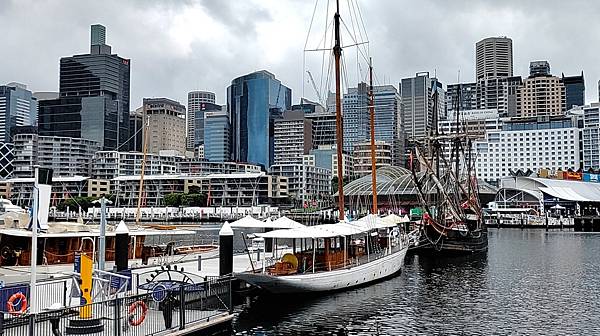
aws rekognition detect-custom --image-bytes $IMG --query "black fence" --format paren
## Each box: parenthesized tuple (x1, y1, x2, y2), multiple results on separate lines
(0, 276, 232, 336)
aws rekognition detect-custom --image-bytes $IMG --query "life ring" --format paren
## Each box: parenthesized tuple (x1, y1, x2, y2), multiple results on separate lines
(7, 292, 27, 315)
(128, 300, 148, 326)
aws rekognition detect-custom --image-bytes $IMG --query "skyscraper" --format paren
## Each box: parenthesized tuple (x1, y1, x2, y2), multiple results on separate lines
(204, 111, 231, 162)
(476, 37, 513, 81)
(186, 90, 216, 150)
(400, 73, 444, 142)
(227, 70, 291, 168)
(342, 82, 369, 152)
(0, 83, 37, 143)
(562, 72, 585, 110)
(529, 61, 551, 76)
(475, 37, 514, 117)
(446, 83, 477, 117)
(38, 24, 130, 150)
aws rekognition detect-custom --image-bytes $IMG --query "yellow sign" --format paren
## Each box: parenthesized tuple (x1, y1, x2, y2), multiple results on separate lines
(79, 253, 93, 318)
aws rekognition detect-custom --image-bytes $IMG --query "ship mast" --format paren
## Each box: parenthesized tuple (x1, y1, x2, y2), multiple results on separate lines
(334, 0, 345, 221)
(368, 58, 378, 214)
(135, 114, 150, 225)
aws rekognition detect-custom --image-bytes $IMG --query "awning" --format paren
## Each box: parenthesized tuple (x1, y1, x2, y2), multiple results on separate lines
(539, 186, 595, 202)
(382, 214, 410, 224)
(353, 214, 399, 229)
(257, 222, 370, 239)
(271, 216, 306, 229)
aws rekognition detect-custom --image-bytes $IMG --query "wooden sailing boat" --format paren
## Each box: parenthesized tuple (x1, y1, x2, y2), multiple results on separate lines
(410, 83, 488, 254)
(234, 0, 409, 294)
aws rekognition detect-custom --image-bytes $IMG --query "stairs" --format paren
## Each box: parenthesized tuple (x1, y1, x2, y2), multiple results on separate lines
(65, 318, 104, 335)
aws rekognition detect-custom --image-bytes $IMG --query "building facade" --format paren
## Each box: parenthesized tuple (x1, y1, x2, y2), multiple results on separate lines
(582, 103, 600, 170)
(142, 98, 186, 155)
(476, 37, 513, 81)
(562, 72, 585, 110)
(227, 70, 291, 169)
(353, 140, 393, 177)
(39, 25, 130, 150)
(305, 144, 353, 179)
(0, 143, 14, 180)
(186, 90, 216, 150)
(91, 151, 180, 180)
(305, 112, 336, 148)
(446, 83, 477, 116)
(474, 116, 580, 185)
(400, 73, 444, 143)
(270, 163, 330, 206)
(204, 111, 231, 162)
(0, 83, 37, 143)
(517, 73, 565, 118)
(273, 110, 312, 165)
(12, 133, 99, 178)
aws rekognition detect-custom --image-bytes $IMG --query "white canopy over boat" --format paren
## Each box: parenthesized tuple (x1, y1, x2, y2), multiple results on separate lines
(272, 216, 306, 229)
(382, 214, 410, 225)
(258, 221, 374, 239)
(354, 214, 399, 229)
(230, 215, 306, 229)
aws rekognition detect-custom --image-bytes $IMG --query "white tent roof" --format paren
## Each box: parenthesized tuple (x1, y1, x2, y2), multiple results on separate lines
(230, 215, 306, 229)
(382, 214, 409, 224)
(272, 216, 306, 229)
(354, 214, 398, 229)
(258, 222, 370, 239)
(229, 215, 267, 228)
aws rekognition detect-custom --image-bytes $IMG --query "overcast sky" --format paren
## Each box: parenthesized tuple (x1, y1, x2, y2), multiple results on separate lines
(1, 0, 599, 108)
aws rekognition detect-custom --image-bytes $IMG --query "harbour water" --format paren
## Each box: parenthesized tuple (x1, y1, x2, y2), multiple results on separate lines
(232, 229, 600, 335)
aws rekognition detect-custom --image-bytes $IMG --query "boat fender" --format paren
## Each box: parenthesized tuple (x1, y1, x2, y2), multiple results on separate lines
(128, 300, 148, 326)
(7, 292, 27, 315)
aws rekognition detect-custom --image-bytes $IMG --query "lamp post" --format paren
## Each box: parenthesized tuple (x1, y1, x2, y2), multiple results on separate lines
(93, 196, 113, 271)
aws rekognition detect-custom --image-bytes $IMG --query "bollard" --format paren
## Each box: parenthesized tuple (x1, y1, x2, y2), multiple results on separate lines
(115, 220, 129, 272)
(219, 222, 234, 276)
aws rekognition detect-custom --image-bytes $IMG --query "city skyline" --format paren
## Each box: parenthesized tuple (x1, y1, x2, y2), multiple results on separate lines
(1, 0, 599, 108)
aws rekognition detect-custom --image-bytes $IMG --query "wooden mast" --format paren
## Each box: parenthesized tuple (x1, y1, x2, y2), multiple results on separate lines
(135, 114, 150, 225)
(368, 58, 378, 214)
(333, 0, 345, 221)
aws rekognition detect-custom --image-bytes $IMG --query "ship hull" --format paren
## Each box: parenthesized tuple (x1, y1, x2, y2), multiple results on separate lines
(412, 226, 488, 255)
(235, 246, 407, 294)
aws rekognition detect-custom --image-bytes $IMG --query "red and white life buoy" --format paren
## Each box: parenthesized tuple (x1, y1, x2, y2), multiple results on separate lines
(128, 300, 148, 326)
(7, 292, 28, 315)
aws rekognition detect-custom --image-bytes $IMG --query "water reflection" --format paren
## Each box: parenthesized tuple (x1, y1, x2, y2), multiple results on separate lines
(233, 229, 600, 335)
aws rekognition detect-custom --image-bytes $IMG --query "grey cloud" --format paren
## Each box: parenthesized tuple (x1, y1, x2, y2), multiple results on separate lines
(1, 0, 599, 110)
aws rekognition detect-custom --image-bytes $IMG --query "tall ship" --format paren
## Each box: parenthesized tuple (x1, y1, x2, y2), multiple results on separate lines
(409, 85, 488, 254)
(235, 0, 410, 294)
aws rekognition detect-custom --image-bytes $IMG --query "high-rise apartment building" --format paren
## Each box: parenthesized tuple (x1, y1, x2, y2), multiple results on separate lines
(204, 111, 231, 162)
(476, 37, 513, 81)
(38, 24, 130, 150)
(0, 83, 37, 143)
(12, 132, 99, 178)
(304, 145, 353, 179)
(186, 90, 216, 150)
(227, 70, 291, 169)
(305, 112, 337, 148)
(562, 72, 585, 110)
(273, 111, 313, 165)
(517, 62, 566, 118)
(142, 98, 186, 155)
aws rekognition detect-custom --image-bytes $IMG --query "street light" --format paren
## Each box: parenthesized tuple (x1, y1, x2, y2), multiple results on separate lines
(92, 196, 113, 271)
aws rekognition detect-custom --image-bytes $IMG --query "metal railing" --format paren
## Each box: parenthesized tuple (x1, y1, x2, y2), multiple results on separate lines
(0, 276, 232, 336)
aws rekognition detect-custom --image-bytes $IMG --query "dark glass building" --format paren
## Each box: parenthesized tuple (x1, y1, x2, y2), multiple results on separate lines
(227, 70, 291, 169)
(562, 72, 585, 110)
(38, 24, 130, 150)
(191, 102, 222, 149)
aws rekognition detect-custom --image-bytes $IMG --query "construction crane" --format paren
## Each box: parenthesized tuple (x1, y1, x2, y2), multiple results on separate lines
(306, 70, 323, 106)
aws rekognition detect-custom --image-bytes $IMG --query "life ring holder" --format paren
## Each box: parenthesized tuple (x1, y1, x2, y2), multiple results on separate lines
(128, 300, 148, 326)
(7, 292, 28, 315)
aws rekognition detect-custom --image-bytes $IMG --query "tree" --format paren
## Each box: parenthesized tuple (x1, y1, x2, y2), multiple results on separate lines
(164, 193, 183, 207)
